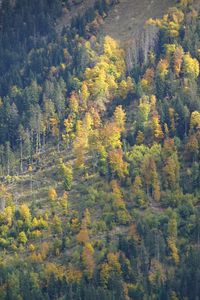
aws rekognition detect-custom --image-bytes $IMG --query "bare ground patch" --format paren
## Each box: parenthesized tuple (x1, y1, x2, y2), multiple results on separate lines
(101, 0, 176, 43)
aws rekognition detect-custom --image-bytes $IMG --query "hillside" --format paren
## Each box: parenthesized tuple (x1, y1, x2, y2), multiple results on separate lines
(0, 0, 200, 300)
(102, 0, 176, 42)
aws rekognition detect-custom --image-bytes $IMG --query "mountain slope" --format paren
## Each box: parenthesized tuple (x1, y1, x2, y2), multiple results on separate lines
(0, 1, 200, 300)
(102, 0, 176, 42)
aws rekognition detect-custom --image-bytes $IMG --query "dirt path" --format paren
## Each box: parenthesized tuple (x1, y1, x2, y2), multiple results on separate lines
(101, 0, 176, 43)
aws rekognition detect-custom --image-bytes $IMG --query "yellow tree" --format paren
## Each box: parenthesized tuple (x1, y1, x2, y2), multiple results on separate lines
(173, 46, 184, 76)
(109, 149, 128, 178)
(82, 242, 95, 279)
(111, 180, 126, 210)
(48, 187, 57, 201)
(147, 7, 184, 38)
(63, 116, 74, 145)
(118, 80, 128, 98)
(50, 117, 59, 138)
(84, 208, 91, 227)
(69, 92, 79, 115)
(19, 204, 31, 225)
(183, 52, 199, 78)
(83, 35, 126, 109)
(90, 107, 101, 129)
(151, 113, 164, 141)
(73, 120, 89, 169)
(76, 222, 89, 244)
(113, 105, 126, 132)
(100, 252, 122, 287)
(18, 231, 28, 244)
(101, 122, 122, 149)
(76, 209, 91, 244)
(136, 131, 145, 145)
(126, 76, 135, 92)
(103, 36, 126, 76)
(73, 113, 94, 169)
(60, 191, 68, 210)
(190, 111, 200, 132)
(180, 0, 193, 8)
(138, 96, 151, 129)
(141, 68, 155, 94)
(76, 210, 95, 279)
(157, 59, 169, 79)
(81, 81, 90, 109)
(132, 175, 146, 206)
(65, 267, 82, 284)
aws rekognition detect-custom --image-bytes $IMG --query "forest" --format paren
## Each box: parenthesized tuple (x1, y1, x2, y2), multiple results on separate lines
(0, 0, 200, 299)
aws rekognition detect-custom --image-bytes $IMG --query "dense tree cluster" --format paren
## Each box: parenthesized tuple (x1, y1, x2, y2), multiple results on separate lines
(0, 0, 116, 174)
(0, 0, 200, 299)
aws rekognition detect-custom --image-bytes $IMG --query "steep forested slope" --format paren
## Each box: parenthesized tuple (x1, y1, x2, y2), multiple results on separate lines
(0, 0, 200, 299)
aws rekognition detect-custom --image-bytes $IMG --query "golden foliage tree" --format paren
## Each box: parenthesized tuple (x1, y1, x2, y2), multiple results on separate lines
(109, 149, 128, 178)
(113, 105, 126, 132)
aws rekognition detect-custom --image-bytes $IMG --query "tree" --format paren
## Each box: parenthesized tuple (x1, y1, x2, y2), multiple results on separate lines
(143, 157, 161, 201)
(168, 107, 176, 134)
(48, 188, 57, 202)
(100, 252, 122, 287)
(111, 180, 126, 210)
(59, 162, 73, 191)
(113, 106, 126, 132)
(63, 116, 74, 146)
(190, 111, 200, 132)
(185, 135, 199, 162)
(138, 96, 151, 130)
(101, 122, 122, 149)
(43, 98, 57, 137)
(167, 214, 179, 264)
(111, 180, 130, 224)
(18, 231, 28, 245)
(19, 204, 31, 225)
(76, 222, 89, 244)
(77, 208, 91, 244)
(18, 124, 26, 173)
(118, 80, 128, 98)
(53, 79, 66, 120)
(83, 35, 126, 109)
(151, 113, 164, 141)
(136, 131, 145, 145)
(50, 117, 59, 140)
(148, 259, 166, 290)
(141, 68, 155, 94)
(84, 208, 91, 227)
(132, 176, 146, 206)
(183, 53, 199, 78)
(173, 46, 184, 76)
(81, 81, 90, 109)
(69, 92, 79, 115)
(163, 155, 180, 190)
(157, 59, 169, 79)
(52, 216, 62, 235)
(60, 191, 68, 210)
(109, 149, 128, 178)
(5, 141, 15, 175)
(82, 242, 95, 279)
(65, 267, 82, 284)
